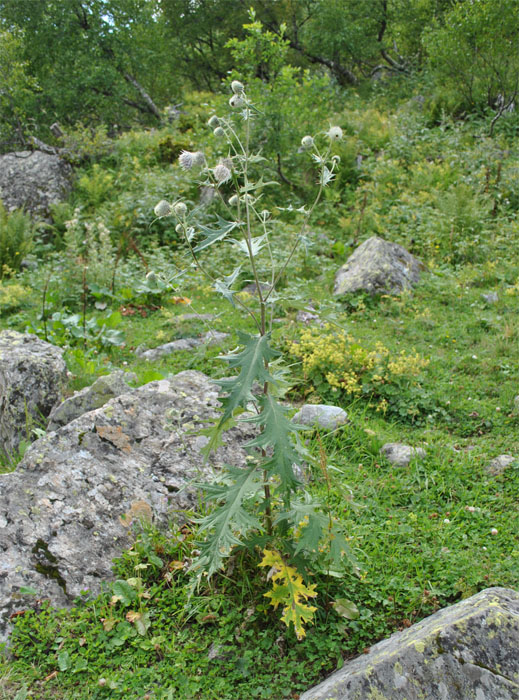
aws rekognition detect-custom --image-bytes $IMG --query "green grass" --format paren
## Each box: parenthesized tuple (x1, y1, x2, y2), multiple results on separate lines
(1, 84, 519, 698)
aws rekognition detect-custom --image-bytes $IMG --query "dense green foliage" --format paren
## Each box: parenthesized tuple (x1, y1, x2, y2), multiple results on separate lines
(1, 3, 519, 698)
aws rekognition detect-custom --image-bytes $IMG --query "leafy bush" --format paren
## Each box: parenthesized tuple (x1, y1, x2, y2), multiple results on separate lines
(287, 324, 437, 424)
(0, 202, 34, 277)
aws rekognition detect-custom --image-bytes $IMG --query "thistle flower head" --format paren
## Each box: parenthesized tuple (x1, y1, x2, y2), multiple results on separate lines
(213, 163, 232, 183)
(208, 115, 220, 128)
(213, 126, 225, 138)
(231, 80, 244, 94)
(175, 223, 184, 234)
(173, 202, 188, 218)
(229, 94, 244, 109)
(327, 126, 343, 141)
(228, 194, 239, 206)
(154, 200, 171, 217)
(301, 135, 314, 150)
(178, 150, 205, 170)
(146, 271, 157, 283)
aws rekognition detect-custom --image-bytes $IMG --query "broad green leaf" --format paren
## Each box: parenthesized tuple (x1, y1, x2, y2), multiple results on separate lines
(57, 651, 71, 672)
(193, 216, 239, 253)
(19, 586, 38, 595)
(215, 332, 279, 425)
(332, 598, 360, 620)
(112, 579, 137, 606)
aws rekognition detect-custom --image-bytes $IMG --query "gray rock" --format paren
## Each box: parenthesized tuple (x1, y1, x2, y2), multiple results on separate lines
(0, 371, 255, 642)
(0, 331, 67, 460)
(241, 282, 271, 296)
(292, 404, 348, 431)
(0, 151, 73, 217)
(136, 331, 228, 361)
(334, 236, 424, 296)
(48, 370, 137, 430)
(486, 454, 516, 476)
(481, 292, 498, 304)
(301, 587, 519, 700)
(380, 442, 426, 467)
(296, 310, 322, 325)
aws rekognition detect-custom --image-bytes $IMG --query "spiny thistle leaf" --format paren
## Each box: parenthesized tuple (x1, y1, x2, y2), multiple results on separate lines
(245, 393, 304, 489)
(215, 332, 279, 425)
(214, 265, 242, 305)
(193, 216, 240, 253)
(191, 464, 263, 578)
(275, 494, 329, 555)
(259, 549, 317, 640)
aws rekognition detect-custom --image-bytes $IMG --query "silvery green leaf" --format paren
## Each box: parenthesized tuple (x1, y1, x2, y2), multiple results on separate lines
(230, 234, 267, 257)
(320, 166, 335, 186)
(214, 265, 242, 305)
(193, 216, 239, 252)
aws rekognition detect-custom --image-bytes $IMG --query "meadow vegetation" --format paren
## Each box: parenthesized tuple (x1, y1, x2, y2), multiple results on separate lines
(1, 2, 519, 698)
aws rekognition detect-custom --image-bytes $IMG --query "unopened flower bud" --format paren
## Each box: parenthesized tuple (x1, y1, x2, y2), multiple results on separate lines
(208, 115, 220, 128)
(154, 200, 171, 217)
(260, 210, 270, 220)
(228, 194, 239, 206)
(229, 94, 244, 109)
(231, 80, 244, 94)
(175, 223, 184, 234)
(98, 678, 107, 687)
(213, 126, 225, 138)
(146, 271, 157, 282)
(213, 163, 232, 183)
(174, 202, 188, 218)
(192, 151, 205, 167)
(327, 126, 343, 141)
(301, 135, 314, 150)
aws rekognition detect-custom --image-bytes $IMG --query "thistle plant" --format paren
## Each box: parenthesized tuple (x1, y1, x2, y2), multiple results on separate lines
(155, 83, 354, 639)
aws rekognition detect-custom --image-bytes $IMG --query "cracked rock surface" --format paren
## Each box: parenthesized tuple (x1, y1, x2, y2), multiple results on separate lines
(0, 371, 254, 642)
(301, 587, 519, 700)
(0, 330, 67, 459)
(0, 150, 73, 216)
(334, 236, 424, 296)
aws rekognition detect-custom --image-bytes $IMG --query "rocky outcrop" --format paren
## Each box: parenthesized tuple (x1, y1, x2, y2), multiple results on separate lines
(0, 331, 67, 459)
(0, 371, 254, 642)
(334, 236, 424, 296)
(48, 370, 136, 430)
(301, 587, 519, 700)
(136, 330, 228, 361)
(0, 150, 73, 217)
(486, 454, 516, 476)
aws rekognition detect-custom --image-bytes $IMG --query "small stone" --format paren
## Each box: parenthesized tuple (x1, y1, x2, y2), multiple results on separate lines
(136, 331, 228, 361)
(380, 443, 426, 467)
(292, 404, 348, 431)
(481, 292, 498, 304)
(486, 454, 516, 476)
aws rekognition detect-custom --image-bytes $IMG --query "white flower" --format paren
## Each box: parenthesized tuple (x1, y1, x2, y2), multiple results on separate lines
(327, 126, 343, 141)
(231, 80, 244, 94)
(173, 202, 188, 218)
(490, 528, 498, 535)
(443, 518, 450, 524)
(229, 94, 244, 109)
(301, 135, 314, 150)
(154, 200, 171, 217)
(192, 151, 206, 167)
(213, 163, 232, 183)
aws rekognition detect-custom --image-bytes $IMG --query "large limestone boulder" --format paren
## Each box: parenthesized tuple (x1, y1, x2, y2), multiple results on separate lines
(334, 236, 424, 296)
(301, 587, 519, 699)
(0, 371, 254, 642)
(48, 370, 136, 430)
(0, 331, 67, 459)
(0, 150, 73, 216)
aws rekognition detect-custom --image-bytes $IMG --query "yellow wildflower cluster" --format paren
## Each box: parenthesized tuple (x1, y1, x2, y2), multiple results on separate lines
(289, 324, 428, 401)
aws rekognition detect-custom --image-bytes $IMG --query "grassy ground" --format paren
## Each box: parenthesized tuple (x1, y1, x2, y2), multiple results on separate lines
(1, 86, 519, 699)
